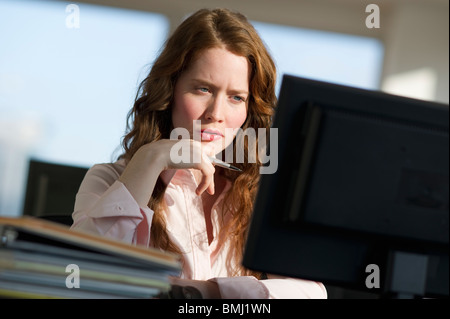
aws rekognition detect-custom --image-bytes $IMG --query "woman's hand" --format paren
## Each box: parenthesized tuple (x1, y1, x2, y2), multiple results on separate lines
(119, 139, 216, 207)
(163, 138, 216, 196)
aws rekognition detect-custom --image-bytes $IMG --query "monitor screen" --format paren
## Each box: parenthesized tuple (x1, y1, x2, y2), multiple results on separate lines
(242, 75, 449, 298)
(22, 159, 88, 225)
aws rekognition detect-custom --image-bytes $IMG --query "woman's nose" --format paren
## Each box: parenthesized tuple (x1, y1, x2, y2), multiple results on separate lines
(204, 97, 225, 122)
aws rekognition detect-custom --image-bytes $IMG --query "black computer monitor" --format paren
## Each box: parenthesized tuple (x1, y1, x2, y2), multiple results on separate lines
(22, 159, 88, 225)
(242, 75, 449, 298)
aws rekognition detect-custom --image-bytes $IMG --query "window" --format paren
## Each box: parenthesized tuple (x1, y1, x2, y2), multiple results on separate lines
(0, 0, 168, 216)
(252, 21, 384, 94)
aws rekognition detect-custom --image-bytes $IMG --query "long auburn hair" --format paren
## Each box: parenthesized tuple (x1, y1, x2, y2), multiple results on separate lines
(121, 8, 277, 278)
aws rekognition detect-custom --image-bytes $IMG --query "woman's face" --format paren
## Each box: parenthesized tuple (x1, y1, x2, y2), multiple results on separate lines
(172, 47, 249, 155)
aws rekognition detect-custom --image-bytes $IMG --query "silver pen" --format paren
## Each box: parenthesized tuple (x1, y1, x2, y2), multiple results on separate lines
(208, 156, 242, 172)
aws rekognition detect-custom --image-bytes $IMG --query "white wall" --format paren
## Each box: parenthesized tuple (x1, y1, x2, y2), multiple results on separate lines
(381, 1, 449, 103)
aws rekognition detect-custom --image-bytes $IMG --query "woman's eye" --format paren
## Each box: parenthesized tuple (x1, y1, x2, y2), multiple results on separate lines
(232, 95, 246, 103)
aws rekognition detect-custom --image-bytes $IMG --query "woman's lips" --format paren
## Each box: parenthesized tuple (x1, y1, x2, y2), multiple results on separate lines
(200, 129, 223, 141)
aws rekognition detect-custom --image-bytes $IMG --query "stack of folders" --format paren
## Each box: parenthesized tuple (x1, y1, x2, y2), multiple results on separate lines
(0, 216, 181, 299)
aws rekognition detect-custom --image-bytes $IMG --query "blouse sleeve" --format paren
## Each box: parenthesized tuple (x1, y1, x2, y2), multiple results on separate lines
(70, 163, 154, 247)
(260, 277, 327, 299)
(210, 276, 327, 299)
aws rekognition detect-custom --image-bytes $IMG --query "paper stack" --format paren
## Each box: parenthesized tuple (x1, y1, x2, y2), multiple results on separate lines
(0, 216, 181, 299)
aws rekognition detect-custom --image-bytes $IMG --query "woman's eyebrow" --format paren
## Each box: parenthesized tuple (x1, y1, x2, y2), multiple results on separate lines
(191, 78, 249, 95)
(191, 78, 214, 87)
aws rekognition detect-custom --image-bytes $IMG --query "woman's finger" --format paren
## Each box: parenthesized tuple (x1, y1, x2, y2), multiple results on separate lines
(195, 160, 215, 195)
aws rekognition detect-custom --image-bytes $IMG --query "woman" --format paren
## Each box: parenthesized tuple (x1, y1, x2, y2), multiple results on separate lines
(71, 8, 327, 299)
